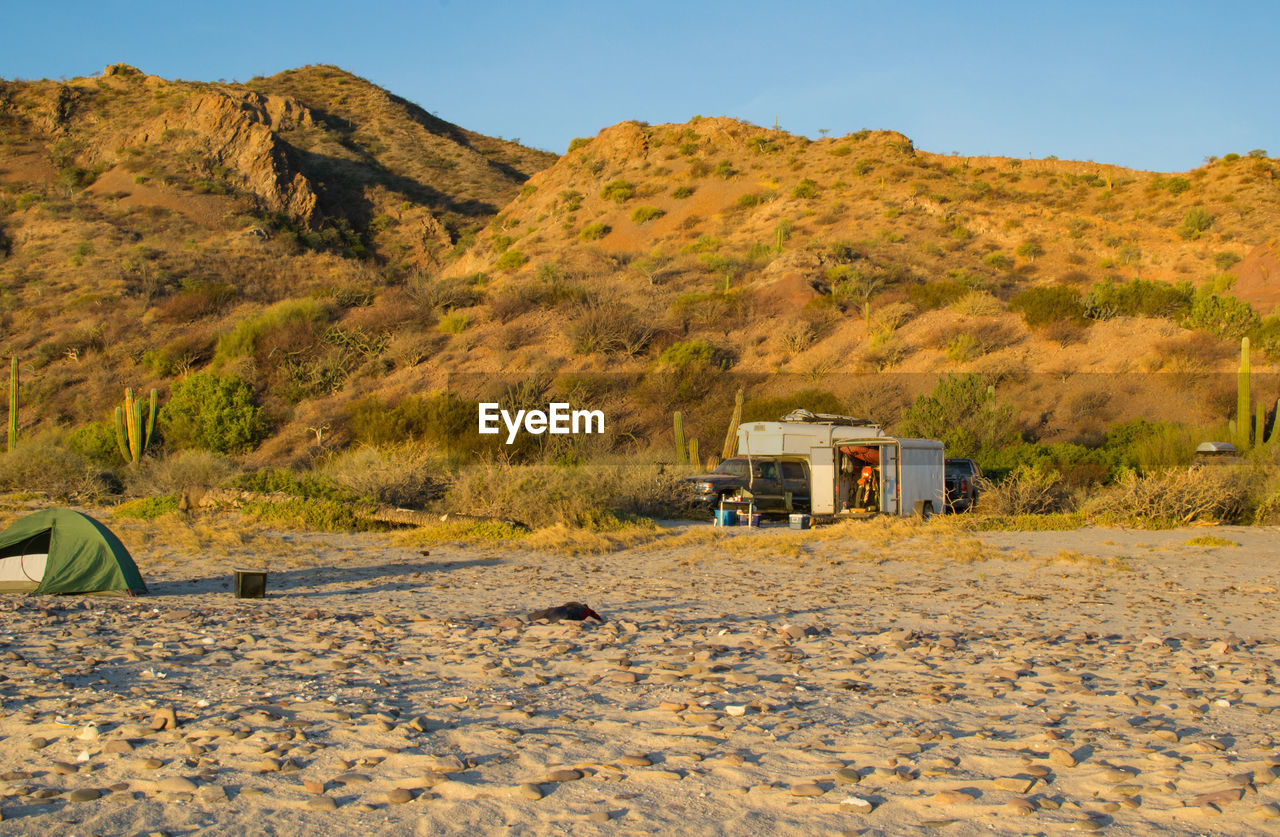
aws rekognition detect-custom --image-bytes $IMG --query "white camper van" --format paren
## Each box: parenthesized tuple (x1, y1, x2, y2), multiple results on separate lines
(736, 411, 945, 518)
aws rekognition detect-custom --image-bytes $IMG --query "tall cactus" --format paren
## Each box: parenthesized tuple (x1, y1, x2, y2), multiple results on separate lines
(1238, 336, 1251, 450)
(722, 387, 744, 460)
(7, 357, 16, 452)
(688, 438, 700, 467)
(115, 387, 158, 464)
(1256, 399, 1266, 450)
(673, 411, 686, 464)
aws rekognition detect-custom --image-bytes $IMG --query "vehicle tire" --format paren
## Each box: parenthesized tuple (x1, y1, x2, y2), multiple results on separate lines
(914, 500, 934, 521)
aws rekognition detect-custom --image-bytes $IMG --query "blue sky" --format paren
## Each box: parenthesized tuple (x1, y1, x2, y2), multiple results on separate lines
(4, 1, 1276, 172)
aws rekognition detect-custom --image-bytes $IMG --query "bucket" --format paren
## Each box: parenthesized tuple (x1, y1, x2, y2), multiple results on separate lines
(713, 509, 737, 527)
(234, 569, 268, 598)
(738, 512, 762, 527)
(789, 513, 811, 530)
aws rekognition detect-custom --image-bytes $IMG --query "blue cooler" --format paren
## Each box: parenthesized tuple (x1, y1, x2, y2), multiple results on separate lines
(739, 512, 762, 527)
(714, 509, 738, 527)
(789, 513, 811, 530)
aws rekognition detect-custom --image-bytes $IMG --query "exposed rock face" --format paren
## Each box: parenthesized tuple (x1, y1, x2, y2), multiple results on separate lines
(124, 90, 320, 227)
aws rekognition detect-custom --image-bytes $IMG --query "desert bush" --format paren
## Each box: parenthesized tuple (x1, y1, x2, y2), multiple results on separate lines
(630, 205, 665, 224)
(579, 222, 610, 241)
(1185, 286, 1257, 339)
(672, 185, 695, 199)
(567, 300, 655, 356)
(983, 252, 1014, 270)
(1177, 207, 1214, 240)
(977, 467, 1073, 515)
(442, 460, 699, 528)
(213, 298, 330, 367)
(495, 250, 528, 271)
(438, 312, 469, 333)
(714, 160, 738, 179)
(160, 372, 268, 454)
(601, 179, 636, 203)
(950, 290, 1005, 317)
(320, 445, 445, 508)
(122, 449, 238, 498)
(1083, 278, 1193, 320)
(791, 178, 819, 199)
(1084, 466, 1253, 524)
(897, 374, 1019, 466)
(0, 436, 113, 500)
(908, 280, 968, 311)
(346, 392, 477, 453)
(1009, 285, 1087, 328)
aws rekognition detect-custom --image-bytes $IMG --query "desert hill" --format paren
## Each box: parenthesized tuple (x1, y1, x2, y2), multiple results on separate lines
(0, 65, 1278, 467)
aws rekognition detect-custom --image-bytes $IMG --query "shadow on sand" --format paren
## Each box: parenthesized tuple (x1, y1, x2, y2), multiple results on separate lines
(146, 558, 501, 598)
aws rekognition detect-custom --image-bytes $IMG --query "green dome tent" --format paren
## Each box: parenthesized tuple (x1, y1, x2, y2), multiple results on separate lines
(0, 509, 147, 595)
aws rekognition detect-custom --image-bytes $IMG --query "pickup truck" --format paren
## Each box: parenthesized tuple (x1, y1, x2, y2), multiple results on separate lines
(686, 456, 811, 514)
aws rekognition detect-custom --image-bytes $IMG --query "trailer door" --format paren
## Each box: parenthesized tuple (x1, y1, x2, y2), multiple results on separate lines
(881, 444, 898, 515)
(809, 446, 836, 514)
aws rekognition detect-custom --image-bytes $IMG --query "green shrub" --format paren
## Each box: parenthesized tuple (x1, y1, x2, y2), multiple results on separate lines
(114, 494, 180, 519)
(67, 420, 121, 468)
(907, 280, 969, 311)
(714, 160, 738, 179)
(982, 252, 1013, 270)
(243, 497, 377, 532)
(160, 372, 268, 454)
(1213, 251, 1242, 271)
(567, 137, 591, 153)
(791, 178, 819, 199)
(213, 298, 329, 367)
(1008, 285, 1087, 328)
(672, 185, 695, 199)
(438, 312, 469, 333)
(346, 392, 480, 455)
(1015, 239, 1045, 262)
(1083, 278, 1193, 320)
(1177, 207, 1214, 240)
(495, 249, 529, 271)
(579, 222, 611, 241)
(630, 205, 666, 224)
(896, 374, 1019, 468)
(1185, 286, 1257, 338)
(601, 179, 636, 203)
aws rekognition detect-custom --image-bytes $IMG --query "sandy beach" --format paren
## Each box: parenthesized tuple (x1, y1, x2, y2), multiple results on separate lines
(0, 514, 1278, 835)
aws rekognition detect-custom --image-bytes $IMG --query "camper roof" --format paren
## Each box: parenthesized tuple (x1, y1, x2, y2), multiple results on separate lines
(779, 409, 879, 428)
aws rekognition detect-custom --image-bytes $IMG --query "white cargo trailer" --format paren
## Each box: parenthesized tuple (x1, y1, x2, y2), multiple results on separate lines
(736, 414, 944, 517)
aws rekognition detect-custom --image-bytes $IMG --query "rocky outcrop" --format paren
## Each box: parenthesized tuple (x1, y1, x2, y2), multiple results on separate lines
(124, 90, 320, 227)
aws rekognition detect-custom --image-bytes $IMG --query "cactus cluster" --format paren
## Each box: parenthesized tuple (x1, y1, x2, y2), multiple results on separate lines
(115, 388, 158, 465)
(7, 357, 16, 452)
(1235, 337, 1279, 450)
(673, 411, 686, 464)
(722, 387, 744, 460)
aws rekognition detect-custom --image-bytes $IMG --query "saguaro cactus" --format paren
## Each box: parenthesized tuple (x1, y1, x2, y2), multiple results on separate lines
(115, 387, 158, 464)
(688, 438, 700, 467)
(722, 387, 744, 460)
(1238, 336, 1251, 449)
(673, 411, 686, 464)
(7, 357, 16, 452)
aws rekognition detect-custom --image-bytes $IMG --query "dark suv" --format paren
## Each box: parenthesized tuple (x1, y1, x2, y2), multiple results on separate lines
(686, 457, 811, 514)
(944, 458, 982, 512)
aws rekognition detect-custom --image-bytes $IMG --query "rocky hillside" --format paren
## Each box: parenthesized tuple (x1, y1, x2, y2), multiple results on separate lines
(0, 66, 1277, 465)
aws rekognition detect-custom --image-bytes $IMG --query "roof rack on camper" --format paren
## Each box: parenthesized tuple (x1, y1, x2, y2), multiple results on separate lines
(779, 409, 879, 429)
